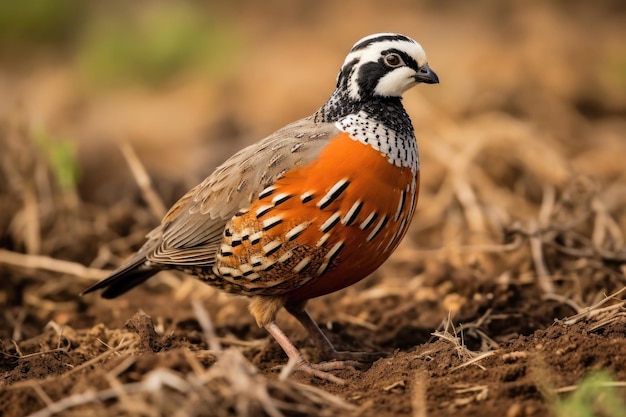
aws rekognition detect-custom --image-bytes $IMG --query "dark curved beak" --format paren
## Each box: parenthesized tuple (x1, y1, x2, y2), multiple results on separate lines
(415, 65, 439, 84)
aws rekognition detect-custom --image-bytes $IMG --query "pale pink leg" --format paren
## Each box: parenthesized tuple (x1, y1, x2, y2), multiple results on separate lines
(264, 321, 361, 384)
(285, 304, 389, 362)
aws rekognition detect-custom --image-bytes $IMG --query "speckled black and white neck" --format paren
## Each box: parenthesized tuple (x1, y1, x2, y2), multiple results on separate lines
(312, 87, 419, 172)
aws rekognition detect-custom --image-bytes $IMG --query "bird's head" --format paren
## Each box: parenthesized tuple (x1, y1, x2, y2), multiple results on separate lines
(336, 33, 439, 101)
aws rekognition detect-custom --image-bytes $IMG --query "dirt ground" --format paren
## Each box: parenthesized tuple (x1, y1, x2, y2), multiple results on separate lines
(1, 2, 626, 417)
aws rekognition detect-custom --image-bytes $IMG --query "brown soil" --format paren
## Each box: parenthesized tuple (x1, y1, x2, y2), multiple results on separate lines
(1, 2, 626, 416)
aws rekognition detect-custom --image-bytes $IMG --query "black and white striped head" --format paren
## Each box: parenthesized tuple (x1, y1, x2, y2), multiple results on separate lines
(337, 33, 438, 101)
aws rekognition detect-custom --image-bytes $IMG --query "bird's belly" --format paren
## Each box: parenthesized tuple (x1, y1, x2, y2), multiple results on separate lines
(213, 133, 420, 300)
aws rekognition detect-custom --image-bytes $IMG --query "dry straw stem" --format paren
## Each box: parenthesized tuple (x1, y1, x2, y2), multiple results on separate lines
(192, 300, 353, 414)
(563, 286, 626, 327)
(542, 293, 584, 315)
(431, 310, 501, 372)
(455, 308, 501, 350)
(19, 305, 354, 417)
(454, 385, 489, 400)
(431, 312, 494, 369)
(192, 298, 222, 352)
(0, 249, 110, 280)
(554, 381, 626, 394)
(6, 337, 134, 392)
(528, 234, 553, 292)
(450, 351, 496, 372)
(528, 218, 556, 294)
(118, 141, 167, 219)
(16, 186, 42, 255)
(24, 370, 188, 417)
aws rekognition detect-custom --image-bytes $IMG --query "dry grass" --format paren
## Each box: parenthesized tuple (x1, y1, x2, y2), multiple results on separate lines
(16, 306, 354, 417)
(1, 2, 626, 416)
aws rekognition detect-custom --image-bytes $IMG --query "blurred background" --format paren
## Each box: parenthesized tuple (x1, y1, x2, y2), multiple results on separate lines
(1, 0, 624, 209)
(1, 0, 626, 317)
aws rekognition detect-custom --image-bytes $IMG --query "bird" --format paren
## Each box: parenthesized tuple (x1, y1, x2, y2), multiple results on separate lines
(83, 33, 439, 381)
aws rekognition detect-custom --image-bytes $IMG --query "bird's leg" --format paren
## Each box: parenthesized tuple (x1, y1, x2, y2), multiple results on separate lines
(250, 295, 353, 383)
(264, 321, 353, 384)
(285, 302, 389, 362)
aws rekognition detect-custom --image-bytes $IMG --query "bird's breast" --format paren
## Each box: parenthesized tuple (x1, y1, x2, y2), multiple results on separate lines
(212, 132, 420, 300)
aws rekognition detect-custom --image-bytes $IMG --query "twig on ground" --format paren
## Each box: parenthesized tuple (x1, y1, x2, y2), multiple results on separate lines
(528, 220, 555, 294)
(105, 356, 137, 379)
(25, 382, 149, 417)
(554, 380, 626, 394)
(214, 337, 266, 348)
(450, 351, 496, 371)
(0, 249, 110, 280)
(542, 293, 584, 314)
(191, 298, 222, 352)
(291, 382, 355, 411)
(279, 356, 299, 382)
(30, 383, 54, 408)
(563, 286, 626, 326)
(432, 312, 473, 362)
(20, 187, 42, 255)
(587, 313, 626, 332)
(455, 309, 500, 351)
(9, 308, 27, 342)
(119, 142, 166, 220)
(6, 338, 135, 391)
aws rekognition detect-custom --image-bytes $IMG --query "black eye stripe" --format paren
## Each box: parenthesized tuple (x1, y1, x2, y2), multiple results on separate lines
(381, 49, 418, 70)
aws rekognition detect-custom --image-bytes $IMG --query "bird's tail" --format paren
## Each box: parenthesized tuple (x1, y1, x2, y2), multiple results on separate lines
(81, 252, 159, 299)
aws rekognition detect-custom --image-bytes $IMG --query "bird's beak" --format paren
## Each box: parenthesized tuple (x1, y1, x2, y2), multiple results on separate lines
(414, 65, 439, 84)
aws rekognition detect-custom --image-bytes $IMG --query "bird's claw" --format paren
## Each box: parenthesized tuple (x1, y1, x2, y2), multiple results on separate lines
(278, 357, 368, 384)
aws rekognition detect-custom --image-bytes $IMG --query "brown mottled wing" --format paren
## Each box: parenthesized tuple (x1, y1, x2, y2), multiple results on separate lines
(147, 117, 339, 267)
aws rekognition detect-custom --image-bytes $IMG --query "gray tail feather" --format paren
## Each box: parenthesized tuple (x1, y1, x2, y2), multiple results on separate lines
(81, 253, 159, 299)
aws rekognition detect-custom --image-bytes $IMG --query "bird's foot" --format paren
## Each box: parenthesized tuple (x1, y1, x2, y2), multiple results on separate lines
(283, 305, 389, 365)
(279, 357, 363, 384)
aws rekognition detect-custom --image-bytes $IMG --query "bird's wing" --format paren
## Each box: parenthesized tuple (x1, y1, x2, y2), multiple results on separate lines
(146, 117, 340, 267)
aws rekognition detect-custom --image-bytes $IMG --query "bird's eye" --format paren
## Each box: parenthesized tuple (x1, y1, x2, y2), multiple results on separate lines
(384, 53, 403, 67)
